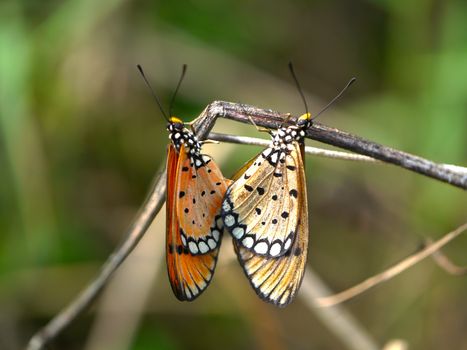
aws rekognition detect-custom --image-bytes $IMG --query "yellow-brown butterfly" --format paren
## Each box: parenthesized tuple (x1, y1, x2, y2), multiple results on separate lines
(222, 112, 310, 306)
(222, 63, 355, 306)
(138, 65, 230, 301)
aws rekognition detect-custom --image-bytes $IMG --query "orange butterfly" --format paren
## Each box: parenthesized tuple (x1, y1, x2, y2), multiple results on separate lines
(165, 117, 230, 300)
(138, 65, 229, 301)
(222, 113, 311, 306)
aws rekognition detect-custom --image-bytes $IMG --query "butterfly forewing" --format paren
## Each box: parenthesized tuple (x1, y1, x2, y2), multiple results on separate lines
(176, 150, 227, 254)
(166, 144, 220, 301)
(233, 141, 308, 306)
(222, 143, 302, 257)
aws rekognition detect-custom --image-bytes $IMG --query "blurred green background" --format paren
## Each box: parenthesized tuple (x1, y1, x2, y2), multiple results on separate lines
(1, 0, 466, 349)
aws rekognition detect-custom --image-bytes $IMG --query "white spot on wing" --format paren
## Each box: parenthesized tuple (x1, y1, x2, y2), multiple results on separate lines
(270, 243, 282, 257)
(232, 227, 245, 239)
(270, 152, 278, 164)
(181, 234, 187, 246)
(254, 241, 268, 254)
(207, 238, 216, 249)
(224, 215, 235, 227)
(189, 241, 199, 254)
(284, 237, 292, 251)
(212, 230, 220, 241)
(198, 241, 209, 253)
(242, 236, 254, 248)
(222, 200, 231, 212)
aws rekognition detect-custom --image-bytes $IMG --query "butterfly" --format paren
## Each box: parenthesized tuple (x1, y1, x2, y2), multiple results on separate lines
(137, 64, 229, 301)
(221, 113, 311, 307)
(165, 117, 230, 301)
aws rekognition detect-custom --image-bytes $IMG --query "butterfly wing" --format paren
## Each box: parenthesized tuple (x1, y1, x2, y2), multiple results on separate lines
(222, 145, 301, 257)
(176, 151, 227, 254)
(233, 141, 308, 306)
(166, 144, 220, 301)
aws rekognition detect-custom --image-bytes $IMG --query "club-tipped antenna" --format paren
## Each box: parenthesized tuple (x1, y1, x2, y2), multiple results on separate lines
(136, 64, 169, 121)
(288, 62, 309, 117)
(313, 77, 356, 120)
(169, 64, 187, 118)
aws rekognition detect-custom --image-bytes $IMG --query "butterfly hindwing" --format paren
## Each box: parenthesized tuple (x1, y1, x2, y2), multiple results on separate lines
(233, 141, 309, 306)
(166, 144, 220, 301)
(176, 149, 227, 254)
(222, 143, 302, 257)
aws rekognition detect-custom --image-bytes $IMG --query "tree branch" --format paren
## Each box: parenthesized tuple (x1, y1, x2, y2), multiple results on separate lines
(214, 101, 467, 189)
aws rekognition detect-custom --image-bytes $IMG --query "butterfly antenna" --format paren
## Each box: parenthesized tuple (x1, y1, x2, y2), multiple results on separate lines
(169, 64, 187, 118)
(313, 77, 356, 120)
(288, 62, 309, 117)
(137, 64, 169, 122)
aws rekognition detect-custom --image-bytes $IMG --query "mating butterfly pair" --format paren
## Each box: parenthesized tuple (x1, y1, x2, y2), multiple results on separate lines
(164, 113, 311, 307)
(138, 64, 314, 306)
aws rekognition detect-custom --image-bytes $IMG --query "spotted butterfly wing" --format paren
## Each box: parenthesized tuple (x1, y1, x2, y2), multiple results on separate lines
(166, 117, 228, 301)
(232, 141, 308, 306)
(222, 128, 304, 257)
(176, 150, 227, 254)
(222, 114, 311, 306)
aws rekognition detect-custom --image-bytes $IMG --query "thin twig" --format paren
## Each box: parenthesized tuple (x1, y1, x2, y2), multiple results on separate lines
(213, 101, 467, 189)
(315, 222, 467, 307)
(209, 132, 380, 163)
(425, 239, 467, 276)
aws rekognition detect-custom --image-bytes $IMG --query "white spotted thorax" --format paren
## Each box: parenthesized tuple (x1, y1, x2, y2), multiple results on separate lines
(167, 117, 205, 169)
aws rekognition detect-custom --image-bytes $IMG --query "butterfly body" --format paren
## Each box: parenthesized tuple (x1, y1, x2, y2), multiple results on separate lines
(166, 117, 228, 301)
(222, 114, 311, 306)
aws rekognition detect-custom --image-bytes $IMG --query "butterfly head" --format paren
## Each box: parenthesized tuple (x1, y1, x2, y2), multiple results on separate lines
(168, 116, 184, 132)
(297, 113, 312, 130)
(167, 116, 201, 154)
